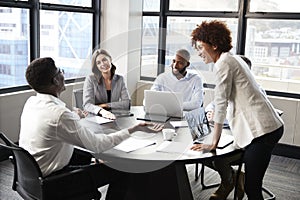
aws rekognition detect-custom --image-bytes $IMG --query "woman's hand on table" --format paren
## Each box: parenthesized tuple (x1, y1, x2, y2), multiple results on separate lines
(190, 143, 217, 152)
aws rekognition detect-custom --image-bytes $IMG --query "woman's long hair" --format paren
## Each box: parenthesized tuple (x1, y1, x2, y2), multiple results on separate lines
(91, 49, 116, 85)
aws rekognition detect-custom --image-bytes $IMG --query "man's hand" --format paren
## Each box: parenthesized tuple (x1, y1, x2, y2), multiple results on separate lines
(206, 110, 214, 122)
(73, 107, 88, 119)
(128, 122, 164, 134)
(190, 143, 217, 152)
(99, 109, 116, 120)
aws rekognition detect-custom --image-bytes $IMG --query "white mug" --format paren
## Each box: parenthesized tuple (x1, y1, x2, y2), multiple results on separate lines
(162, 129, 176, 141)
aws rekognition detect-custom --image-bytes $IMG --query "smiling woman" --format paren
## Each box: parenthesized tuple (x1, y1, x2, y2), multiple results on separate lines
(82, 49, 131, 119)
(190, 20, 284, 200)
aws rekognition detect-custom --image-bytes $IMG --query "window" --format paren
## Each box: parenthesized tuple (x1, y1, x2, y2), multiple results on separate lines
(250, 0, 299, 12)
(40, 10, 92, 79)
(141, 16, 159, 78)
(39, 0, 91, 7)
(0, 7, 29, 89)
(169, 0, 238, 11)
(0, 0, 99, 92)
(142, 0, 300, 95)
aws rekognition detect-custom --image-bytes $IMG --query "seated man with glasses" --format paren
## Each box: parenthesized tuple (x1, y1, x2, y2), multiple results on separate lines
(19, 57, 163, 200)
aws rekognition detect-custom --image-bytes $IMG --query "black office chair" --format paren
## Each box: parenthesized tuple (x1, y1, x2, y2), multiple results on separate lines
(73, 88, 84, 109)
(0, 132, 101, 200)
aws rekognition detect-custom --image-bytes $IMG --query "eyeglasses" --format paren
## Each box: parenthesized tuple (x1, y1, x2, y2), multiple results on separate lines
(52, 68, 64, 79)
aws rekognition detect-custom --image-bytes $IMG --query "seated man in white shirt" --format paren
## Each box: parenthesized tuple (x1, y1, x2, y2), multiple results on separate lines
(150, 49, 204, 111)
(19, 57, 163, 200)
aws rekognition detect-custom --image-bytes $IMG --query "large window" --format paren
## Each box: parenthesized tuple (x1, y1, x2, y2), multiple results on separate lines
(0, 0, 99, 92)
(142, 0, 300, 95)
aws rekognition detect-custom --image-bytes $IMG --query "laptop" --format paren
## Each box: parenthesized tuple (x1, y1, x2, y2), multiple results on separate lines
(139, 90, 183, 122)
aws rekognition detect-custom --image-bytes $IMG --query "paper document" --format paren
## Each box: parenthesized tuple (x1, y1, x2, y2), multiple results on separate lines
(156, 141, 189, 154)
(85, 116, 113, 124)
(113, 137, 156, 153)
(170, 120, 188, 128)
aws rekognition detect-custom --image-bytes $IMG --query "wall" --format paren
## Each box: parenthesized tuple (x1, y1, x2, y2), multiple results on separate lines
(100, 0, 142, 105)
(0, 82, 83, 142)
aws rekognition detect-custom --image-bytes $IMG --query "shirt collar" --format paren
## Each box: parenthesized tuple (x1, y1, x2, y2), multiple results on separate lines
(36, 93, 66, 107)
(171, 70, 194, 80)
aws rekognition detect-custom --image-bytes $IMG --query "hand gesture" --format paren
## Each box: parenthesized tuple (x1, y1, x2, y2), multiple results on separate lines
(73, 107, 88, 119)
(128, 122, 164, 134)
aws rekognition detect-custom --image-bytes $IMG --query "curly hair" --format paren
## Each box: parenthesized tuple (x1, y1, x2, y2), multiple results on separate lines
(191, 20, 233, 53)
(91, 49, 116, 84)
(25, 57, 57, 92)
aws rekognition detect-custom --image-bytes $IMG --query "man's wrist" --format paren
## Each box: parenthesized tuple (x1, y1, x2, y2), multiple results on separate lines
(128, 125, 138, 134)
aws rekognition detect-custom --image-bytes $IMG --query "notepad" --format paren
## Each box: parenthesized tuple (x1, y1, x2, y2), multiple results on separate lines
(170, 120, 189, 128)
(113, 137, 156, 153)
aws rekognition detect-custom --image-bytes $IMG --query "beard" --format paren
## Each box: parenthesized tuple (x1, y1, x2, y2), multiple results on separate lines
(172, 66, 188, 77)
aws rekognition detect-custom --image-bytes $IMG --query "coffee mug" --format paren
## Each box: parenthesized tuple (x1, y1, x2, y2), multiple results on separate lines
(162, 128, 176, 141)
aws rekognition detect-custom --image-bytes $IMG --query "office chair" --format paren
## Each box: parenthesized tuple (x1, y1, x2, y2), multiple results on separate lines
(0, 132, 101, 200)
(194, 109, 283, 199)
(73, 88, 84, 109)
(194, 149, 275, 200)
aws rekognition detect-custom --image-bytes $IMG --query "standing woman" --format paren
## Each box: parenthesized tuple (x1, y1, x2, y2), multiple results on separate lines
(190, 20, 284, 200)
(83, 49, 131, 119)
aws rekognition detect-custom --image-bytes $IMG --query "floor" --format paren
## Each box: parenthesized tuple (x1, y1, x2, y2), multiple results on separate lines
(0, 155, 299, 200)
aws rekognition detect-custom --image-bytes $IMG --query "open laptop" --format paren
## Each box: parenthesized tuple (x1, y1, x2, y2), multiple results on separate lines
(139, 90, 183, 122)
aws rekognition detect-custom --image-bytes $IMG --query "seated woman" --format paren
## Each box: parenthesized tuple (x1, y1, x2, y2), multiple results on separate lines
(83, 49, 131, 119)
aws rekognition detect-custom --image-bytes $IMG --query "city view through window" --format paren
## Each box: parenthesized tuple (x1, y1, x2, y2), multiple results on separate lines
(141, 0, 300, 94)
(0, 0, 299, 95)
(0, 0, 92, 90)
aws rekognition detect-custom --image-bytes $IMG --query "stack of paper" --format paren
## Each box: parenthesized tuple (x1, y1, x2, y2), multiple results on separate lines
(113, 137, 156, 153)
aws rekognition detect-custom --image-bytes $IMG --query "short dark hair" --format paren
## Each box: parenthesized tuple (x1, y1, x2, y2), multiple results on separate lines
(191, 20, 232, 53)
(26, 57, 57, 92)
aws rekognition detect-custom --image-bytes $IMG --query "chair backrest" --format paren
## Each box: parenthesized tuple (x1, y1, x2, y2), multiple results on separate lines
(73, 88, 83, 109)
(0, 132, 43, 199)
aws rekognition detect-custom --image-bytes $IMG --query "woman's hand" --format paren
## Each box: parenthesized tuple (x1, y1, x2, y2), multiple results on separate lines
(190, 143, 217, 151)
(99, 109, 116, 120)
(128, 122, 164, 134)
(99, 103, 110, 109)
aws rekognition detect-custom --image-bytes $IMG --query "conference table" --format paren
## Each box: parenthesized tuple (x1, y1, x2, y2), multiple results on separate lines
(79, 106, 241, 200)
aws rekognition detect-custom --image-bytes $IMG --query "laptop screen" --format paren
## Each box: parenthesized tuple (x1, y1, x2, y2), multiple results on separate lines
(144, 90, 183, 118)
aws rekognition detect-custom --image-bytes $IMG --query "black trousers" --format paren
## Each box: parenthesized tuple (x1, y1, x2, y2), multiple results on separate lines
(203, 126, 284, 200)
(243, 126, 284, 200)
(49, 149, 129, 200)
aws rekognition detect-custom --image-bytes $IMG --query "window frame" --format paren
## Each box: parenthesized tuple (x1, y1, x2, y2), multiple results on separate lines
(0, 0, 101, 94)
(141, 0, 300, 99)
